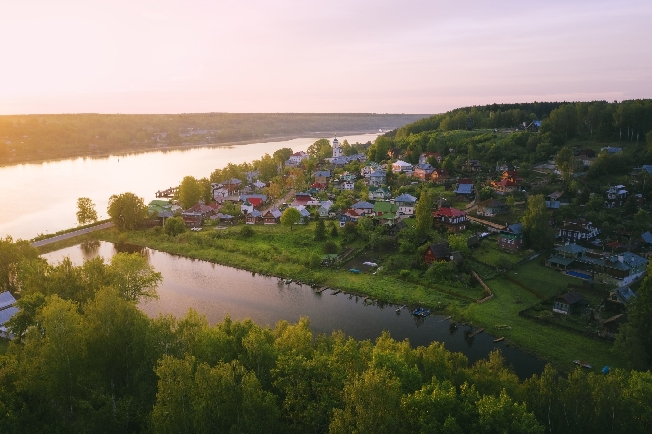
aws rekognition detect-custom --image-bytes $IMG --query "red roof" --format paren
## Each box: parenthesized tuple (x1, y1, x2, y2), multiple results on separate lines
(247, 197, 263, 208)
(310, 182, 326, 189)
(433, 207, 466, 218)
(494, 179, 517, 187)
(457, 178, 473, 184)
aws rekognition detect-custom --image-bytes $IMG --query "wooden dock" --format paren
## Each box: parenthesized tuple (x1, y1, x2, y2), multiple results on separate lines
(155, 187, 178, 198)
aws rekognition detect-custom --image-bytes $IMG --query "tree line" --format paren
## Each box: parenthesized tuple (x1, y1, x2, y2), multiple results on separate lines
(0, 237, 651, 433)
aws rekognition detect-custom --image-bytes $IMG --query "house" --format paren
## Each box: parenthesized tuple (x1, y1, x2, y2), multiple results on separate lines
(526, 120, 541, 132)
(424, 242, 451, 264)
(314, 170, 331, 185)
(368, 186, 391, 201)
(181, 211, 204, 228)
(351, 200, 375, 215)
(392, 160, 413, 174)
(491, 178, 518, 195)
(498, 223, 524, 250)
(453, 182, 475, 198)
(464, 160, 481, 172)
(263, 209, 282, 224)
(432, 206, 467, 233)
(413, 163, 434, 180)
(309, 182, 326, 193)
(245, 209, 263, 224)
(605, 287, 636, 312)
(287, 151, 309, 166)
(419, 152, 442, 165)
(0, 291, 18, 339)
(291, 205, 311, 224)
(253, 180, 266, 190)
(333, 179, 355, 191)
(605, 185, 627, 208)
(642, 231, 652, 245)
(394, 193, 417, 216)
(317, 200, 335, 218)
(476, 199, 507, 217)
(430, 168, 449, 183)
(546, 243, 589, 269)
(239, 194, 267, 207)
(553, 292, 586, 315)
(340, 209, 364, 227)
(361, 161, 382, 177)
(558, 219, 600, 243)
(368, 170, 387, 187)
(292, 192, 320, 207)
(218, 178, 243, 194)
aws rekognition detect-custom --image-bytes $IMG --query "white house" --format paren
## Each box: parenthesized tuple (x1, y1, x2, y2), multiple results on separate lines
(393, 193, 417, 215)
(392, 160, 413, 174)
(287, 151, 309, 166)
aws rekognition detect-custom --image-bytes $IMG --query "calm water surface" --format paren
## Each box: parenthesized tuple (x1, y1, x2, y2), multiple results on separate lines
(0, 133, 378, 240)
(43, 241, 546, 379)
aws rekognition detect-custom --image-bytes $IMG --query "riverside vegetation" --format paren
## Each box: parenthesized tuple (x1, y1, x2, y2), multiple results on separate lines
(1, 236, 652, 433)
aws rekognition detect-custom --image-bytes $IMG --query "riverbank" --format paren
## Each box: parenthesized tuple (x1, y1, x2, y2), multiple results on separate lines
(0, 130, 378, 168)
(88, 224, 620, 373)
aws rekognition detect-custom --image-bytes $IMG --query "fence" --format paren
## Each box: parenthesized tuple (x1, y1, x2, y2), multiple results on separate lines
(471, 270, 494, 303)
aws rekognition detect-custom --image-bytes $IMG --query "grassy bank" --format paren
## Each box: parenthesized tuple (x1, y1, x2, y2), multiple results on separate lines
(90, 223, 624, 372)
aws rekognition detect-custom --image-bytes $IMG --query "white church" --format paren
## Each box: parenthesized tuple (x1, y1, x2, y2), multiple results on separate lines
(327, 135, 367, 166)
(332, 135, 342, 158)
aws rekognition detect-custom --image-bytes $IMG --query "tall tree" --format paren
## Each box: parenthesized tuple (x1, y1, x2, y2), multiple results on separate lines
(179, 176, 203, 209)
(281, 207, 301, 231)
(307, 138, 332, 160)
(521, 195, 553, 250)
(76, 197, 98, 225)
(107, 192, 148, 230)
(314, 219, 326, 241)
(415, 190, 434, 235)
(106, 253, 162, 302)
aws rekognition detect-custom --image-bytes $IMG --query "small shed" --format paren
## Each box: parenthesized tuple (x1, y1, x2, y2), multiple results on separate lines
(424, 242, 451, 264)
(552, 292, 586, 315)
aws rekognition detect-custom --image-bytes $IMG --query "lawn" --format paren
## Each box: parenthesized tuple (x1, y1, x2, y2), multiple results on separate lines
(472, 237, 533, 267)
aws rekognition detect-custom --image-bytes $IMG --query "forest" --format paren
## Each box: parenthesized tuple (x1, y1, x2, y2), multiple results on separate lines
(1, 237, 651, 433)
(0, 113, 425, 165)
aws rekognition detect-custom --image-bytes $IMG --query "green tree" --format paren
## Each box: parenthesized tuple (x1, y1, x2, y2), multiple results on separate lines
(107, 192, 148, 230)
(314, 219, 326, 241)
(76, 197, 98, 225)
(106, 253, 162, 302)
(415, 190, 434, 235)
(281, 207, 301, 231)
(220, 201, 241, 216)
(448, 233, 470, 257)
(521, 194, 553, 250)
(0, 236, 39, 292)
(307, 138, 332, 160)
(164, 216, 186, 236)
(329, 222, 339, 238)
(273, 147, 293, 165)
(179, 176, 203, 209)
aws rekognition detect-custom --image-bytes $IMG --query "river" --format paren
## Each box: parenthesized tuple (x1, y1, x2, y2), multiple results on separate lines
(43, 241, 546, 379)
(0, 133, 379, 240)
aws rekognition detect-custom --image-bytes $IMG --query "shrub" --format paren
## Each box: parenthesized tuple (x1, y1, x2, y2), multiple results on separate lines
(164, 217, 186, 236)
(324, 240, 339, 254)
(240, 225, 255, 238)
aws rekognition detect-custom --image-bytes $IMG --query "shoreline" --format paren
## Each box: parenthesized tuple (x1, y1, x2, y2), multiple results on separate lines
(0, 130, 380, 168)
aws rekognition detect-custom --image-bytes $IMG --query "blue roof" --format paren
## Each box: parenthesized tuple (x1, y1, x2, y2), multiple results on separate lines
(613, 287, 636, 304)
(642, 165, 652, 174)
(506, 223, 523, 234)
(642, 231, 652, 244)
(394, 193, 417, 203)
(454, 184, 474, 194)
(314, 171, 331, 178)
(352, 201, 374, 209)
(0, 306, 19, 326)
(0, 292, 16, 310)
(370, 170, 386, 177)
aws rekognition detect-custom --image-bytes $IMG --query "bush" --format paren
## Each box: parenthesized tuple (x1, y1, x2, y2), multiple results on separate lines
(240, 225, 255, 238)
(164, 217, 186, 236)
(399, 269, 410, 279)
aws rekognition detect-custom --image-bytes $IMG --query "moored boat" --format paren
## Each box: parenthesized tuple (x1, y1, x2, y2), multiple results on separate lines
(412, 307, 424, 316)
(573, 360, 592, 369)
(494, 337, 505, 343)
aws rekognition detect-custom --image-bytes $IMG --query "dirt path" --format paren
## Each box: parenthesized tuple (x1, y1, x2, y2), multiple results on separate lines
(263, 189, 295, 213)
(31, 222, 114, 247)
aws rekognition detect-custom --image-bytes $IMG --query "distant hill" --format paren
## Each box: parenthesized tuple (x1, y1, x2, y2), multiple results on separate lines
(0, 113, 429, 165)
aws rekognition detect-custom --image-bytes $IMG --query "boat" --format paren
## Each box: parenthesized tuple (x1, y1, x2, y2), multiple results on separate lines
(331, 289, 341, 295)
(412, 307, 424, 316)
(349, 268, 360, 274)
(493, 337, 505, 343)
(573, 360, 592, 369)
(285, 279, 292, 284)
(395, 305, 406, 312)
(419, 309, 431, 317)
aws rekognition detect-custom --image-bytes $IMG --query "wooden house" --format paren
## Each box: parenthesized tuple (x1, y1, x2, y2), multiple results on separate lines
(263, 209, 282, 224)
(413, 163, 434, 180)
(498, 223, 524, 250)
(245, 209, 263, 224)
(552, 292, 586, 315)
(476, 199, 507, 217)
(432, 206, 467, 233)
(424, 242, 451, 264)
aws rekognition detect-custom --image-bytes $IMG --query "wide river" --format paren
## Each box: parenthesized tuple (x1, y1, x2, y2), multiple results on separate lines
(0, 133, 378, 240)
(43, 241, 546, 379)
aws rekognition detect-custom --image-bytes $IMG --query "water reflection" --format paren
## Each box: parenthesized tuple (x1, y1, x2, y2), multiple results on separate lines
(80, 240, 100, 256)
(41, 241, 546, 379)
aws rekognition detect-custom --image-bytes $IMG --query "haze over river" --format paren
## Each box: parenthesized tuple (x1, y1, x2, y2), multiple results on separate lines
(44, 241, 546, 379)
(0, 133, 378, 240)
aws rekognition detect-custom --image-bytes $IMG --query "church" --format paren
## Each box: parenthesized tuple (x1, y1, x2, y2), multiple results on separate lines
(332, 136, 342, 158)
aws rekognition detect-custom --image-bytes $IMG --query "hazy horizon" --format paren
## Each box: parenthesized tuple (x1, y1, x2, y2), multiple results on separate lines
(2, 0, 651, 115)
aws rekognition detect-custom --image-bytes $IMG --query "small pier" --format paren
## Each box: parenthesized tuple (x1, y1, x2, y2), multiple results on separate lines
(468, 328, 485, 338)
(155, 187, 178, 198)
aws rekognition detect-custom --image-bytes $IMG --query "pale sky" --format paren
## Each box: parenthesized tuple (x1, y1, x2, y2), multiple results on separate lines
(1, 0, 650, 114)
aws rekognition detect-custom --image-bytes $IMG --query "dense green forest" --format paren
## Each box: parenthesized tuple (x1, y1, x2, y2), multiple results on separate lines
(1, 237, 652, 433)
(0, 113, 425, 165)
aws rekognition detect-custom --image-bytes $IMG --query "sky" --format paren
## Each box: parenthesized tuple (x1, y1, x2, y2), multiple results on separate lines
(1, 0, 651, 115)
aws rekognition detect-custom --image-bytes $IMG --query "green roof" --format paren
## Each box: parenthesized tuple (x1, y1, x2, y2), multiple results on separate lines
(373, 201, 398, 213)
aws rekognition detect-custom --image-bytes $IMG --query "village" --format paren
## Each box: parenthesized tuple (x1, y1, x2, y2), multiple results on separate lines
(142, 133, 651, 360)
